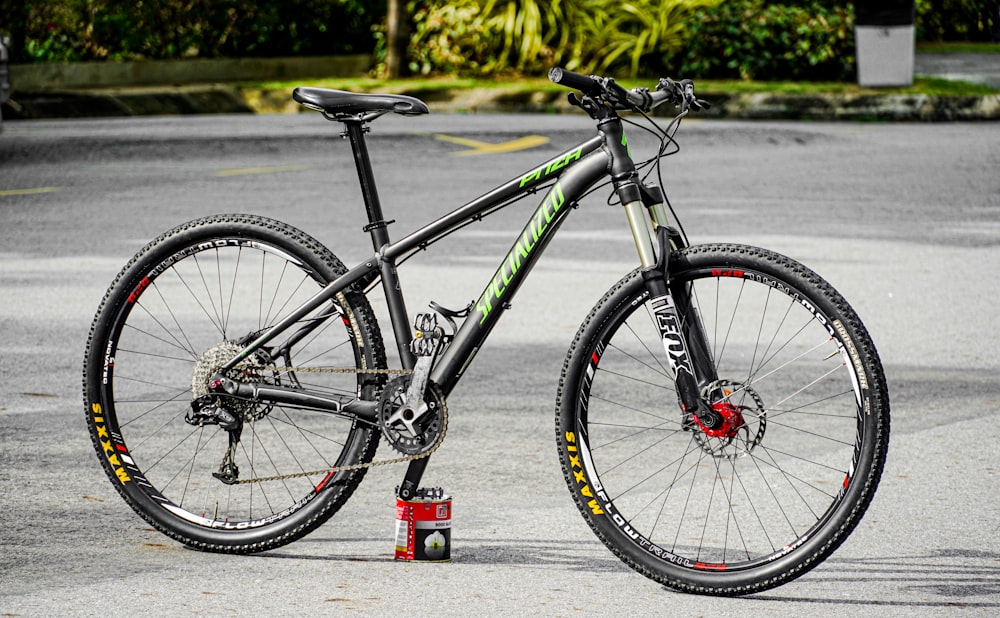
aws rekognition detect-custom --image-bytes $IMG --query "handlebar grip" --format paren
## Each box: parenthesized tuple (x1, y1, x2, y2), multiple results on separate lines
(548, 67, 601, 97)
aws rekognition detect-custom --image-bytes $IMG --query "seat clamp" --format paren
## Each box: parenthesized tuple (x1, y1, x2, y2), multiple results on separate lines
(363, 219, 396, 233)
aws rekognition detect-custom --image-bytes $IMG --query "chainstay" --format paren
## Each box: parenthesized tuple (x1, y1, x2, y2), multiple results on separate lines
(264, 366, 411, 375)
(233, 365, 444, 485)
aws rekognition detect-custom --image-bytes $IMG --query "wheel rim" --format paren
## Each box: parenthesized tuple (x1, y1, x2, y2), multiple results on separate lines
(573, 267, 869, 573)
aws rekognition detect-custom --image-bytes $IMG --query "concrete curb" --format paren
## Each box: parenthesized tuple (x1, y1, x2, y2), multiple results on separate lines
(6, 55, 373, 91)
(5, 84, 999, 121)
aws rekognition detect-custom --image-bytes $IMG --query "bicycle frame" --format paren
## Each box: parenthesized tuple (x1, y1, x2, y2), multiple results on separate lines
(214, 113, 701, 496)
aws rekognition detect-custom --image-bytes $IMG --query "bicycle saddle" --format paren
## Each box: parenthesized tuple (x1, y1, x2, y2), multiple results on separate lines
(292, 87, 430, 117)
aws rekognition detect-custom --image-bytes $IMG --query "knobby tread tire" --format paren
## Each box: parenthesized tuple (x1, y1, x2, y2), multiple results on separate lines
(83, 214, 387, 554)
(556, 243, 889, 595)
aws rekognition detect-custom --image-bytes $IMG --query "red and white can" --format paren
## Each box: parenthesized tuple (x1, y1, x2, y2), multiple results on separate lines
(394, 488, 451, 562)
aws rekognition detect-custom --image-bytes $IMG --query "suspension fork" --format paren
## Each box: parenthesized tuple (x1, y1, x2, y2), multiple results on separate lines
(617, 173, 721, 422)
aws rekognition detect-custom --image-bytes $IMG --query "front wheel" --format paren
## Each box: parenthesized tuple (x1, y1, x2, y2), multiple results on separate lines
(556, 244, 889, 595)
(83, 214, 387, 553)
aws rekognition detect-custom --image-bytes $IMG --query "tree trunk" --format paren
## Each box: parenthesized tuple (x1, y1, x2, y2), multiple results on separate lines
(385, 0, 406, 78)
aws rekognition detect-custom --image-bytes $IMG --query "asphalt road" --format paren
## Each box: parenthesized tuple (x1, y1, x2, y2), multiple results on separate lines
(1, 112, 999, 616)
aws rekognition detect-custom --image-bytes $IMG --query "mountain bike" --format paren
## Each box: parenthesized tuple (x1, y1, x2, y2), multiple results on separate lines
(83, 68, 889, 595)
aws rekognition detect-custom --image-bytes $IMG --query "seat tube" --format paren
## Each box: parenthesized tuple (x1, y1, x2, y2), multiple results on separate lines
(343, 119, 415, 369)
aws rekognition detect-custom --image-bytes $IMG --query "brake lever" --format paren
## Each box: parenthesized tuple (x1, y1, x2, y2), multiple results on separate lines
(567, 92, 609, 119)
(596, 76, 633, 110)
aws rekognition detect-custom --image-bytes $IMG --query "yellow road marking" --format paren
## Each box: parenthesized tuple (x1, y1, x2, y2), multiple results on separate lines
(432, 133, 550, 156)
(214, 165, 314, 177)
(0, 187, 60, 196)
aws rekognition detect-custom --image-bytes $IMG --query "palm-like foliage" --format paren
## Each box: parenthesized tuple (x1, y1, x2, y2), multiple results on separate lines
(407, 0, 718, 77)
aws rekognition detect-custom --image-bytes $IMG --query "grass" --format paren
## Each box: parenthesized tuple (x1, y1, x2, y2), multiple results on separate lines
(916, 41, 1000, 54)
(245, 74, 998, 97)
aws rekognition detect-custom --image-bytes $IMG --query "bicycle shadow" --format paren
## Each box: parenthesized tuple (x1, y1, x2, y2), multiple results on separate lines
(265, 542, 1000, 608)
(262, 536, 626, 572)
(752, 549, 1000, 609)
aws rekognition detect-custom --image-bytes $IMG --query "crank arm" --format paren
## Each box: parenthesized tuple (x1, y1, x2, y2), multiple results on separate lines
(388, 314, 445, 434)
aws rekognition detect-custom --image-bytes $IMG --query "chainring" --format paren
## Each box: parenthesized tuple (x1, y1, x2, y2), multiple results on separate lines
(378, 375, 447, 456)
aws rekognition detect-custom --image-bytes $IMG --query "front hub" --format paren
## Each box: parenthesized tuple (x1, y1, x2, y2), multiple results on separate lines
(692, 400, 746, 439)
(689, 379, 767, 459)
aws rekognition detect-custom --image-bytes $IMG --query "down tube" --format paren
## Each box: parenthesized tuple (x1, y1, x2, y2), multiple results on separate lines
(431, 150, 610, 395)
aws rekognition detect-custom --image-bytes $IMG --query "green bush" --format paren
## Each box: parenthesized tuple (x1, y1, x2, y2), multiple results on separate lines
(0, 0, 385, 63)
(672, 0, 855, 81)
(403, 0, 716, 77)
(917, 0, 998, 42)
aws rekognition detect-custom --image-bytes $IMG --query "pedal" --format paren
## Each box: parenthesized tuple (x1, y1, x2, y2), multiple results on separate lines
(411, 312, 445, 357)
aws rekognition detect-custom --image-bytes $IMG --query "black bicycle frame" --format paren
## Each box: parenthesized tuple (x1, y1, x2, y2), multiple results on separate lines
(213, 112, 721, 498)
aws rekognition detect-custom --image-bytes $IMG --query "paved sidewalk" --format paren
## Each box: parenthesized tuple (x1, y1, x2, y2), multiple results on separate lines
(2, 52, 998, 121)
(915, 51, 1000, 89)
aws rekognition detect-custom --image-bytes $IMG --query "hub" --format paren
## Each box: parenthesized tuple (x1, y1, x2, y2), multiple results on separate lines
(692, 400, 746, 439)
(688, 379, 768, 459)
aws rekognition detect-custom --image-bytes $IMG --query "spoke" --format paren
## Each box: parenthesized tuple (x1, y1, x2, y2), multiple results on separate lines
(116, 344, 195, 365)
(596, 365, 675, 391)
(118, 397, 190, 450)
(222, 246, 244, 336)
(174, 257, 226, 340)
(588, 393, 682, 427)
(594, 421, 690, 476)
(752, 442, 849, 479)
(265, 272, 313, 331)
(129, 301, 199, 361)
(641, 304, 677, 376)
(620, 318, 672, 379)
(739, 338, 836, 392)
(767, 361, 849, 412)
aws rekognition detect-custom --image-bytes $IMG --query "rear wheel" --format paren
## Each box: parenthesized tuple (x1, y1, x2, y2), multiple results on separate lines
(556, 244, 889, 595)
(83, 214, 386, 552)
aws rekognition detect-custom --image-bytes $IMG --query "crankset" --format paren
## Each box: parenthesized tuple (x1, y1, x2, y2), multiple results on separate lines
(378, 375, 447, 456)
(379, 312, 449, 456)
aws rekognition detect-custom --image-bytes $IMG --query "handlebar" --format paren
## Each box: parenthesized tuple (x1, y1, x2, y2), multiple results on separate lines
(547, 68, 604, 98)
(547, 67, 710, 115)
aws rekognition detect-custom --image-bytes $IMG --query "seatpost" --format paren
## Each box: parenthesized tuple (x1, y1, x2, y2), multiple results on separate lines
(343, 120, 393, 252)
(341, 118, 416, 371)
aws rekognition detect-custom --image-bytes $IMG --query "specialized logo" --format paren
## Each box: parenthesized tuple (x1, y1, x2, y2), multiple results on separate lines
(476, 182, 566, 323)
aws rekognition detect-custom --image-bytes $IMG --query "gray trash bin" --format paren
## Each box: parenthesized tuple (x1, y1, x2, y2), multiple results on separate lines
(856, 1, 916, 87)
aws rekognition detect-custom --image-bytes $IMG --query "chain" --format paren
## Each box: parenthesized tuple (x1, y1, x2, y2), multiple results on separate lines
(266, 366, 411, 375)
(231, 365, 446, 485)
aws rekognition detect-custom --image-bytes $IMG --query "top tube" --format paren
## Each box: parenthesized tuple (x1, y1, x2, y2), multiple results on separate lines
(383, 135, 605, 262)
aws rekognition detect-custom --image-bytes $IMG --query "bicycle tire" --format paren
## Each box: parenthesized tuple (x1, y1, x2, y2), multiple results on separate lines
(556, 243, 889, 595)
(83, 214, 386, 553)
